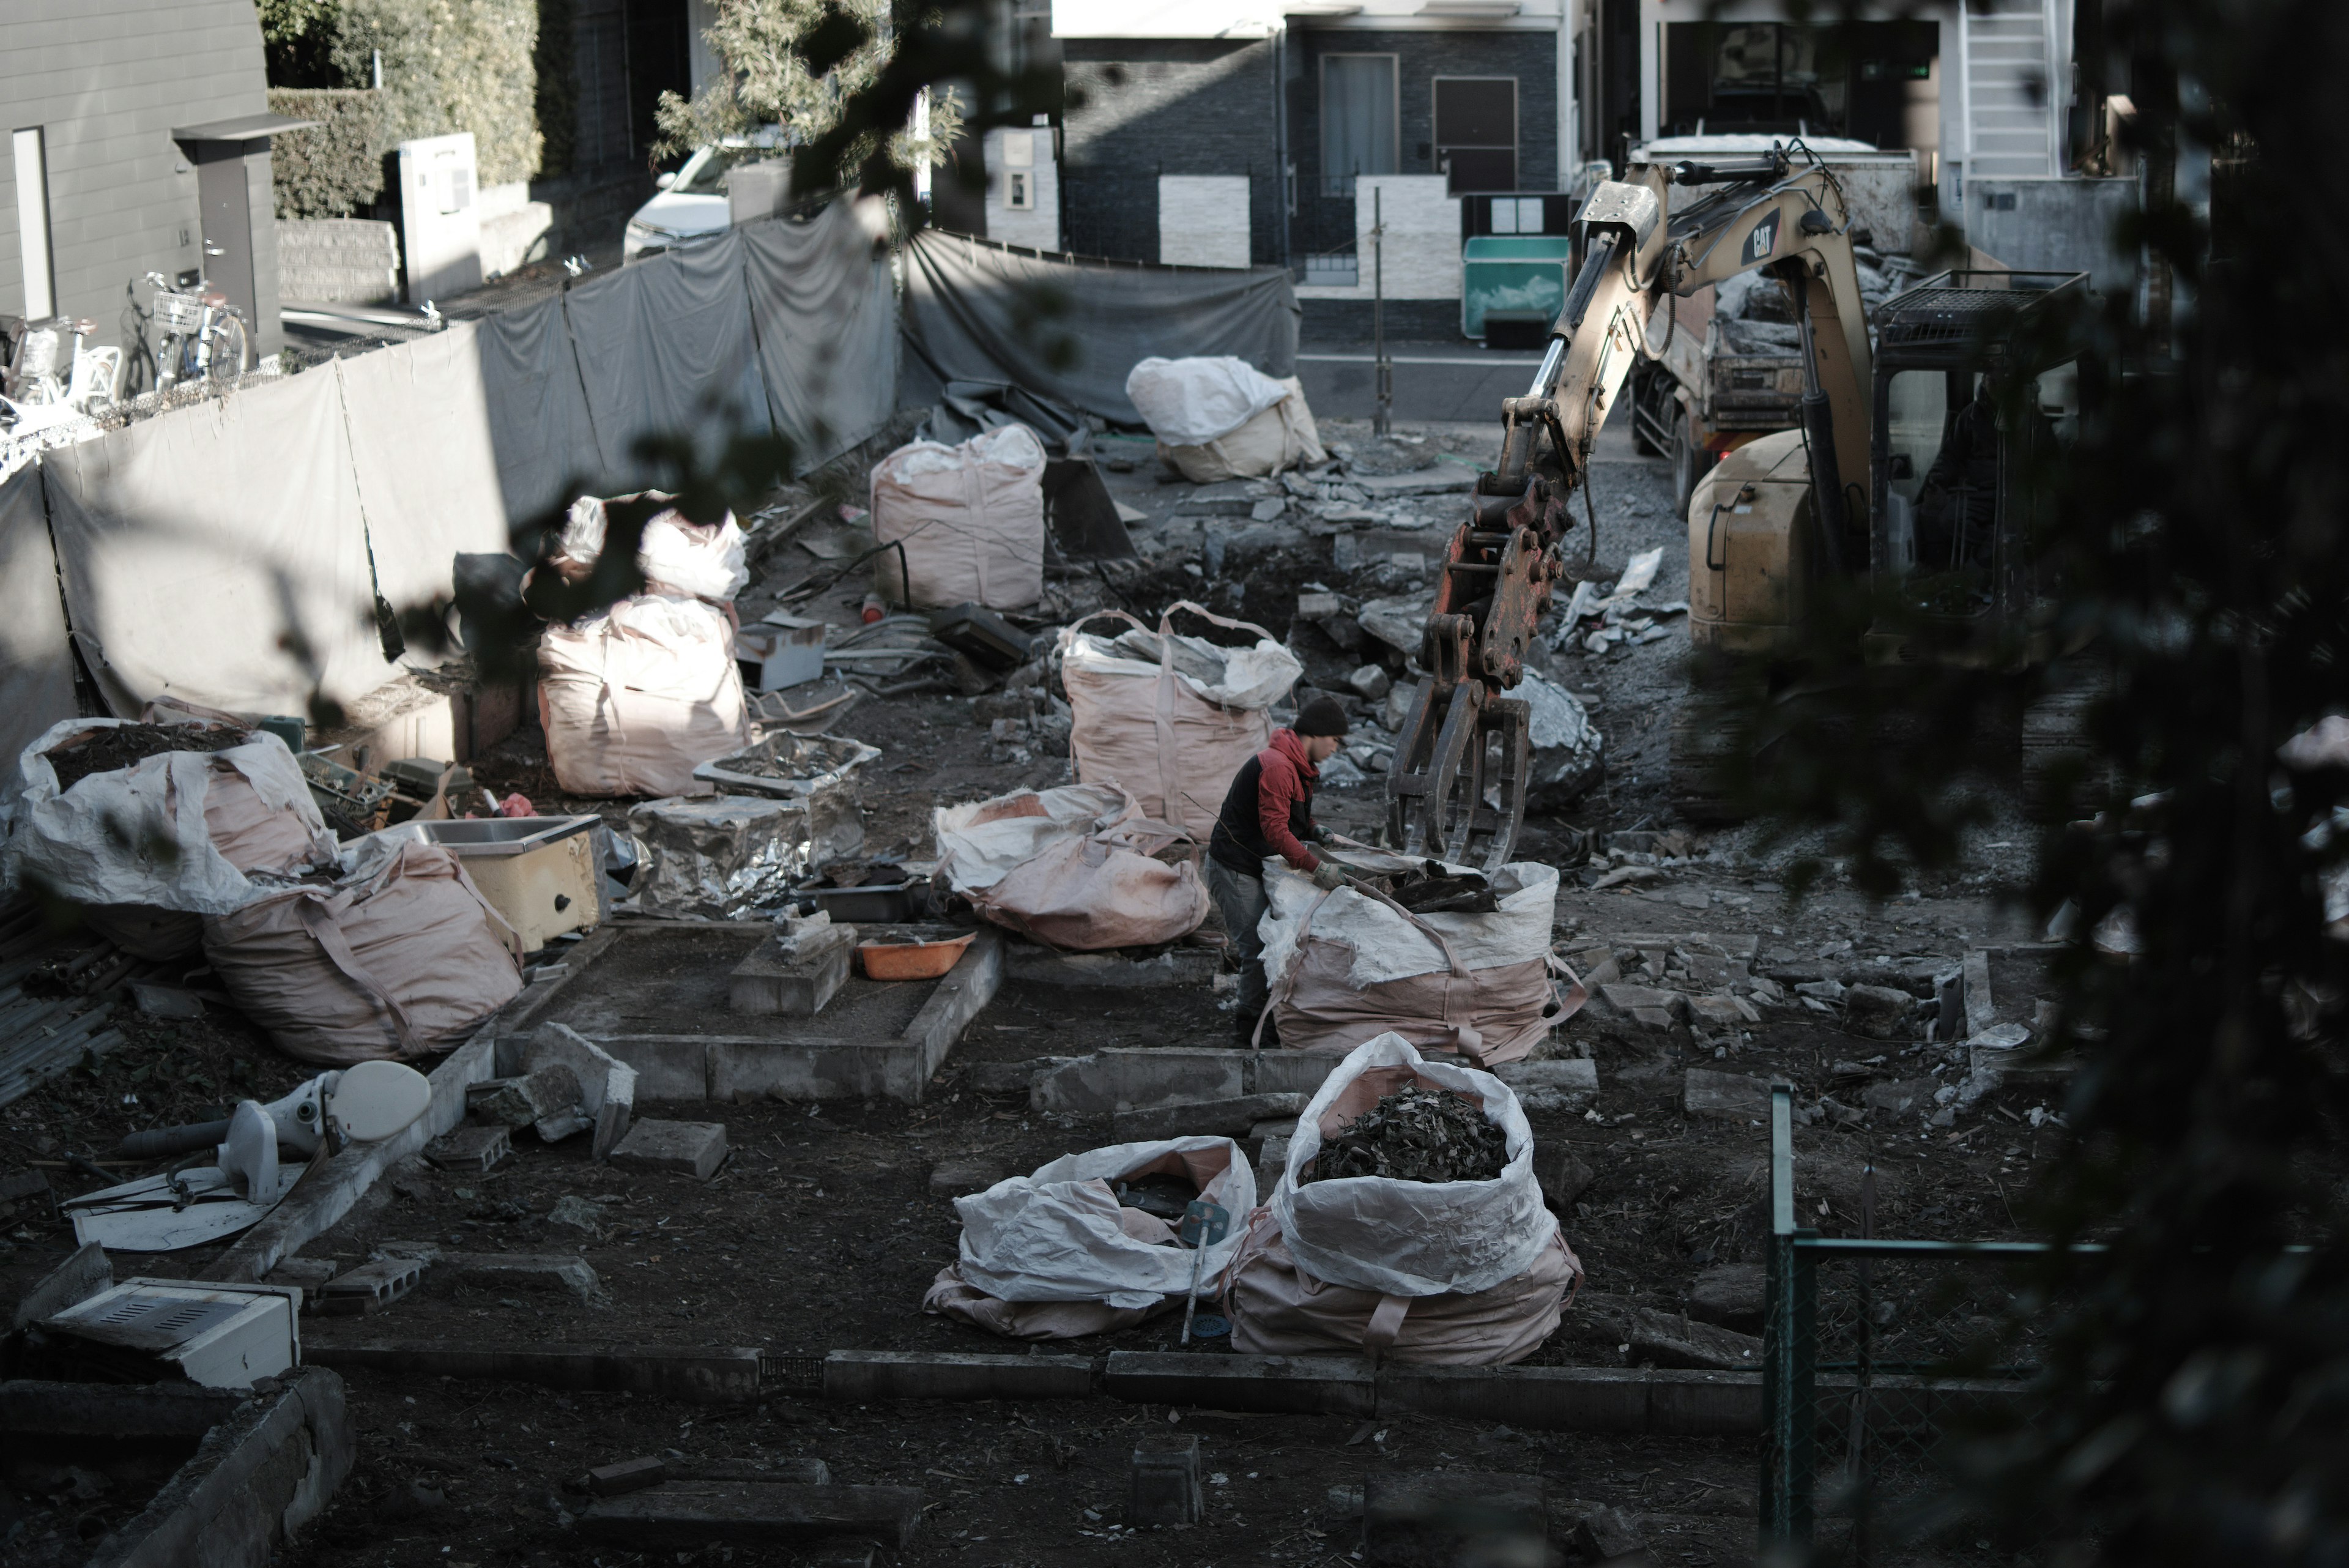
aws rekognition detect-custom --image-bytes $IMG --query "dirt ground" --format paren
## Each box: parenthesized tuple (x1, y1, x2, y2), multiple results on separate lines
(0, 420, 2079, 1567)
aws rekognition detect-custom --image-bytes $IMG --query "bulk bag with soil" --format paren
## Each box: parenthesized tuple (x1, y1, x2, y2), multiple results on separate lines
(1224, 1033, 1580, 1365)
(933, 782, 1208, 951)
(203, 841, 524, 1065)
(869, 424, 1047, 611)
(1255, 858, 1563, 1066)
(546, 491, 750, 605)
(1055, 603, 1302, 844)
(922, 1135, 1256, 1340)
(1124, 357, 1326, 483)
(1, 718, 339, 957)
(538, 594, 752, 797)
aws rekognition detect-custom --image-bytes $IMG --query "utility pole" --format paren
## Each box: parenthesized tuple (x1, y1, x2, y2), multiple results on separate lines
(1372, 187, 1391, 436)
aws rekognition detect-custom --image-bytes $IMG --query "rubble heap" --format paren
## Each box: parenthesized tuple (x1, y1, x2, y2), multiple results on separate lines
(1307, 1084, 1508, 1185)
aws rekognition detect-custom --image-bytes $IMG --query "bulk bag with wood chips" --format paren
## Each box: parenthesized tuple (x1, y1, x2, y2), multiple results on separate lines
(1255, 858, 1564, 1066)
(933, 782, 1208, 951)
(204, 841, 524, 1065)
(547, 491, 749, 605)
(870, 424, 1046, 610)
(538, 594, 751, 797)
(2, 718, 340, 958)
(923, 1135, 1256, 1340)
(1055, 603, 1302, 844)
(1224, 1033, 1579, 1365)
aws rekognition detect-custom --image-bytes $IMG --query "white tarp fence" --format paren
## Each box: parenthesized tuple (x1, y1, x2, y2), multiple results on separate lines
(4, 200, 896, 721)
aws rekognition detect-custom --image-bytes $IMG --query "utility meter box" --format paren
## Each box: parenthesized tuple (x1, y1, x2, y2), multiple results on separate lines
(398, 132, 483, 304)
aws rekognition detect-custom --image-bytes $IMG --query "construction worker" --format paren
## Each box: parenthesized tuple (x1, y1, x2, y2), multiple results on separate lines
(1206, 694, 1352, 1044)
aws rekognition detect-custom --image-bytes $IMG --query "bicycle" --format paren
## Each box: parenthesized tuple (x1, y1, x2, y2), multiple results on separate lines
(145, 272, 250, 391)
(2, 314, 121, 414)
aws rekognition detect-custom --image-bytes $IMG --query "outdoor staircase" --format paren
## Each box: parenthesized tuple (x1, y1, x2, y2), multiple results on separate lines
(1959, 0, 2060, 179)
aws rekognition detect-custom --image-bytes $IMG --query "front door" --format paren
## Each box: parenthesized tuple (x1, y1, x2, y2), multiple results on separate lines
(193, 144, 256, 325)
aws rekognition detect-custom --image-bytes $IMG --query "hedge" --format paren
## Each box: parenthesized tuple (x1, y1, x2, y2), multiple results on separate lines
(324, 0, 547, 189)
(268, 87, 388, 218)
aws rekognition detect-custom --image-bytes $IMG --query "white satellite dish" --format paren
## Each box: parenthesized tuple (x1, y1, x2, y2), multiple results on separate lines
(66, 1165, 304, 1252)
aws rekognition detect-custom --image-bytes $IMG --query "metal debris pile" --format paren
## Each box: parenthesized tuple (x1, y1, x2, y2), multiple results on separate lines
(1307, 1083, 1508, 1184)
(1384, 863, 1499, 915)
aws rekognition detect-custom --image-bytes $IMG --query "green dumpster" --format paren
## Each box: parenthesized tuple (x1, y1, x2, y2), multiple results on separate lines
(1462, 234, 1573, 344)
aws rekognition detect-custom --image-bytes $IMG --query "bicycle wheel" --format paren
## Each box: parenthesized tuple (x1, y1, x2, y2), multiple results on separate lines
(204, 316, 250, 385)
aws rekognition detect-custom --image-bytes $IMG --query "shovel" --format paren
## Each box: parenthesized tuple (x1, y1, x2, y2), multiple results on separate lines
(1178, 1198, 1231, 1347)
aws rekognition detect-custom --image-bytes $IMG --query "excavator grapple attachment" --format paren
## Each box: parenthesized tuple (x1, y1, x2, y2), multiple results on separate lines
(1386, 682, 1531, 872)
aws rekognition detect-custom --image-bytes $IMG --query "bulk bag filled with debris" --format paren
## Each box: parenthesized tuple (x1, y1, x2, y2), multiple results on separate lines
(1055, 604, 1302, 844)
(869, 424, 1047, 611)
(922, 1136, 1256, 1340)
(1254, 858, 1564, 1066)
(1, 718, 340, 957)
(1125, 356, 1326, 483)
(546, 491, 749, 605)
(934, 782, 1208, 950)
(538, 595, 752, 797)
(204, 841, 524, 1065)
(1225, 1034, 1580, 1365)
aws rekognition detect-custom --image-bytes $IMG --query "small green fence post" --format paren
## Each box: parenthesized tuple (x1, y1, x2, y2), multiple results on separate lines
(1761, 1083, 1817, 1552)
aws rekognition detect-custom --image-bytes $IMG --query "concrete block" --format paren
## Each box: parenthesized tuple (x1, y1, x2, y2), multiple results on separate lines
(1494, 1058, 1598, 1111)
(129, 982, 203, 1019)
(596, 1036, 709, 1100)
(1249, 1051, 1343, 1097)
(423, 1124, 511, 1173)
(436, 1252, 605, 1305)
(729, 929, 854, 1016)
(609, 1119, 728, 1180)
(1128, 1433, 1203, 1526)
(591, 1455, 669, 1496)
(1683, 1068, 1773, 1120)
(263, 1257, 338, 1301)
(1031, 1049, 1245, 1113)
(316, 1255, 426, 1315)
(1535, 1147, 1594, 1213)
(525, 1024, 637, 1160)
(1362, 1470, 1548, 1567)
(1108, 1091, 1305, 1143)
(305, 1342, 763, 1403)
(578, 1482, 925, 1550)
(966, 1058, 1061, 1093)
(1600, 983, 1687, 1020)
(927, 1155, 1011, 1197)
(821, 1350, 1095, 1403)
(1102, 1351, 1376, 1416)
(1003, 943, 1218, 987)
(13, 1239, 110, 1329)
(1688, 994, 1762, 1028)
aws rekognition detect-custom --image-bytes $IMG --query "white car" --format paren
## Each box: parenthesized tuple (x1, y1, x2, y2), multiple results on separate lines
(622, 134, 787, 264)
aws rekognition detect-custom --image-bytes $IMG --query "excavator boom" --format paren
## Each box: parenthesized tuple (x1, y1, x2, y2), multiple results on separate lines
(1383, 149, 1871, 869)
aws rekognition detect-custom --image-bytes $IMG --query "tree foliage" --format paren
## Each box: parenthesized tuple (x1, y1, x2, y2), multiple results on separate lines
(653, 0, 962, 184)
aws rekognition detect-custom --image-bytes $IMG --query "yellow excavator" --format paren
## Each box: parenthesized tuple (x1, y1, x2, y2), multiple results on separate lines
(1384, 143, 2090, 858)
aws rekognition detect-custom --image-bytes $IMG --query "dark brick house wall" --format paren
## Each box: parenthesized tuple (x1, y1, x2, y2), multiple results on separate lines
(1061, 39, 1284, 264)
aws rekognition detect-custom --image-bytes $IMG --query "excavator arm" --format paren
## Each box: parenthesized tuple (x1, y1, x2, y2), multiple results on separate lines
(1383, 151, 1871, 869)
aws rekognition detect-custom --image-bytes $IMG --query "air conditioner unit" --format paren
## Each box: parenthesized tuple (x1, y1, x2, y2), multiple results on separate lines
(35, 1279, 301, 1388)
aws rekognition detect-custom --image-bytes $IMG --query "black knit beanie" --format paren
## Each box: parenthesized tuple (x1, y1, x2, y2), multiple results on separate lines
(1295, 694, 1351, 738)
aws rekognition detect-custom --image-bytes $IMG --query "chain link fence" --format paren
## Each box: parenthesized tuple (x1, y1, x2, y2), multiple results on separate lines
(1761, 1086, 2093, 1565)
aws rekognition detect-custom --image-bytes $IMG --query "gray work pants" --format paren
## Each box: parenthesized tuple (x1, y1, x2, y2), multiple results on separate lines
(1204, 856, 1272, 1038)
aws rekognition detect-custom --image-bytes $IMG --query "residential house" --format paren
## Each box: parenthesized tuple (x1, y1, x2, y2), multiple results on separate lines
(2, 0, 297, 363)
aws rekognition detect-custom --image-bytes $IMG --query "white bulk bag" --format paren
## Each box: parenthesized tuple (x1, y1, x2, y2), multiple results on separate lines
(870, 425, 1046, 610)
(1255, 861, 1563, 1065)
(932, 783, 1208, 951)
(948, 1137, 1256, 1309)
(0, 719, 336, 917)
(1055, 603, 1302, 844)
(1126, 357, 1324, 483)
(1269, 1033, 1551, 1297)
(538, 595, 752, 798)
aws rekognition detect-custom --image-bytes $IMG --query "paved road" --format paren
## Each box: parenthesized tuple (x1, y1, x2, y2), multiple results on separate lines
(1294, 341, 1546, 425)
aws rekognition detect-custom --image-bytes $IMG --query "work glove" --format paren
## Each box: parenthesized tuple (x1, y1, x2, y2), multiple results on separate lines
(1310, 861, 1346, 892)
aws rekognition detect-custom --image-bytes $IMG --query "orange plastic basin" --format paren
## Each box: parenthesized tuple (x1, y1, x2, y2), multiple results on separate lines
(858, 932, 975, 981)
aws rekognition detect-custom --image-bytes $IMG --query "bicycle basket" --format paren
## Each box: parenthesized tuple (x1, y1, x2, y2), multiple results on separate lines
(154, 292, 207, 333)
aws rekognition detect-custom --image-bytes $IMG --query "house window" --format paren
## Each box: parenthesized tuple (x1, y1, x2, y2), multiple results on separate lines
(1434, 77, 1516, 193)
(12, 127, 56, 319)
(1005, 170, 1033, 210)
(1321, 54, 1398, 196)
